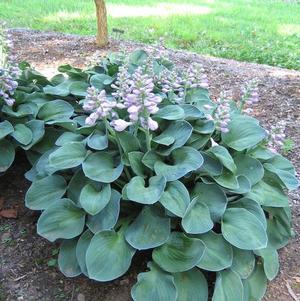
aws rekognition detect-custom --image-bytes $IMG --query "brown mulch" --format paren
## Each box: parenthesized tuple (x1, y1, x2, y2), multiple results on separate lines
(0, 29, 299, 301)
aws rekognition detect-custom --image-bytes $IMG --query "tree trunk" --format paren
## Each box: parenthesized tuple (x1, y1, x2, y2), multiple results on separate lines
(94, 0, 108, 47)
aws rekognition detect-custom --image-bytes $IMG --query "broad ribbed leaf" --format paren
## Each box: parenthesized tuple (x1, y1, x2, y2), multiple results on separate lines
(212, 270, 243, 301)
(154, 147, 203, 181)
(254, 247, 279, 280)
(198, 152, 223, 176)
(0, 139, 15, 172)
(76, 229, 93, 276)
(37, 199, 85, 242)
(182, 197, 213, 234)
(181, 104, 204, 120)
(79, 182, 111, 215)
(0, 120, 14, 139)
(58, 238, 81, 277)
(49, 142, 87, 170)
(155, 105, 185, 120)
(234, 154, 264, 186)
(246, 180, 289, 207)
(222, 208, 267, 250)
(124, 176, 166, 204)
(222, 115, 266, 151)
(128, 151, 147, 177)
(25, 175, 67, 210)
(87, 130, 108, 150)
(86, 229, 136, 281)
(159, 181, 190, 217)
(38, 99, 74, 121)
(243, 263, 267, 301)
(83, 152, 123, 183)
(153, 232, 205, 273)
(131, 262, 177, 301)
(174, 268, 208, 301)
(69, 81, 89, 96)
(86, 190, 121, 233)
(153, 121, 193, 155)
(231, 247, 255, 279)
(125, 206, 170, 250)
(214, 170, 239, 190)
(208, 145, 236, 173)
(67, 170, 90, 204)
(192, 183, 227, 222)
(22, 120, 45, 150)
(196, 231, 233, 271)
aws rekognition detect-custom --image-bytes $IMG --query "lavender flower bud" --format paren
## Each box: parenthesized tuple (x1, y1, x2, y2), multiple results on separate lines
(110, 119, 132, 132)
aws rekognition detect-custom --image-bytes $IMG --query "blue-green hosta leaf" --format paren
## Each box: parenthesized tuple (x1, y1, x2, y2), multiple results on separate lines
(153, 121, 193, 155)
(0, 120, 14, 139)
(222, 208, 267, 250)
(125, 206, 170, 250)
(153, 232, 205, 273)
(198, 151, 223, 176)
(212, 270, 243, 301)
(182, 197, 213, 234)
(196, 231, 233, 271)
(87, 130, 108, 151)
(69, 81, 89, 97)
(208, 145, 236, 173)
(2, 103, 37, 118)
(265, 207, 292, 249)
(234, 154, 264, 186)
(48, 142, 87, 171)
(58, 238, 81, 277)
(185, 88, 213, 111)
(55, 132, 84, 146)
(159, 181, 190, 217)
(46, 119, 77, 132)
(247, 146, 276, 160)
(154, 147, 203, 181)
(86, 229, 136, 281)
(187, 133, 211, 150)
(76, 229, 93, 276)
(129, 49, 149, 65)
(67, 170, 90, 204)
(174, 268, 208, 301)
(142, 150, 161, 170)
(21, 120, 45, 150)
(83, 152, 123, 183)
(128, 151, 147, 177)
(213, 170, 239, 190)
(228, 197, 267, 229)
(254, 247, 279, 280)
(79, 182, 111, 215)
(180, 104, 205, 121)
(192, 183, 227, 222)
(25, 175, 67, 210)
(116, 131, 140, 153)
(222, 115, 266, 151)
(229, 175, 251, 194)
(131, 262, 177, 301)
(124, 175, 166, 204)
(38, 99, 74, 121)
(43, 81, 72, 97)
(246, 180, 289, 207)
(231, 247, 255, 279)
(90, 74, 114, 90)
(193, 119, 215, 134)
(155, 105, 185, 120)
(37, 198, 85, 242)
(11, 124, 33, 145)
(0, 139, 15, 172)
(86, 190, 121, 233)
(243, 263, 267, 301)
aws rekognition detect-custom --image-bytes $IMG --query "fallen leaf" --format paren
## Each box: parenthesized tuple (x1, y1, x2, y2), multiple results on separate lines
(0, 208, 18, 219)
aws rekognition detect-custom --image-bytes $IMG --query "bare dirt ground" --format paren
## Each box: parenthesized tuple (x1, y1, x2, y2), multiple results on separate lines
(0, 29, 299, 301)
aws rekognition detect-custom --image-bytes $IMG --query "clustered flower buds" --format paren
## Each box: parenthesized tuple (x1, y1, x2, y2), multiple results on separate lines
(267, 120, 286, 153)
(83, 65, 162, 131)
(240, 79, 259, 114)
(156, 63, 208, 101)
(0, 23, 20, 107)
(205, 92, 231, 133)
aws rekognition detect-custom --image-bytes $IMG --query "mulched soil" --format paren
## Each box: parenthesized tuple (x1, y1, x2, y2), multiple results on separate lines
(0, 29, 299, 301)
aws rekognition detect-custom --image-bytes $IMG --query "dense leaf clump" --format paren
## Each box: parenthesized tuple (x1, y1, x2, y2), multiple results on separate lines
(0, 50, 298, 301)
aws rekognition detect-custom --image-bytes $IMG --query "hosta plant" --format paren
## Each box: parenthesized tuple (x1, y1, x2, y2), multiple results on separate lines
(1, 49, 298, 301)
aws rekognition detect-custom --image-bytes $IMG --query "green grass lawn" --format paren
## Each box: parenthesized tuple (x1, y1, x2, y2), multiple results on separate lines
(0, 0, 299, 70)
